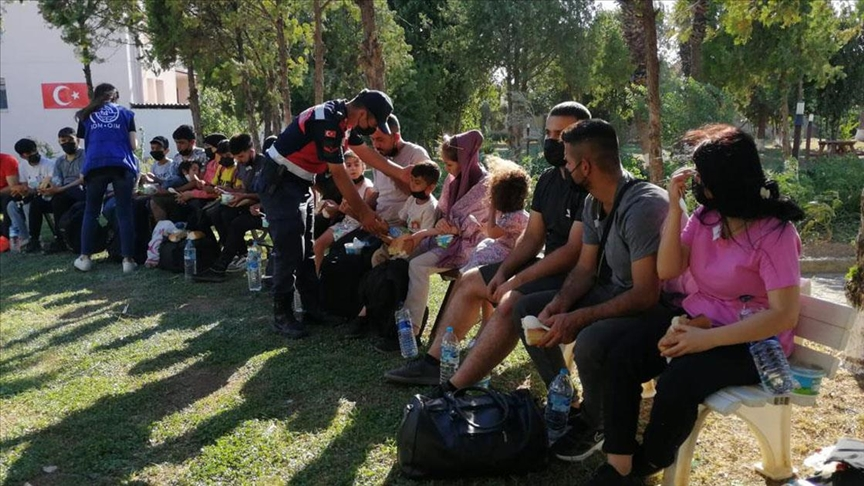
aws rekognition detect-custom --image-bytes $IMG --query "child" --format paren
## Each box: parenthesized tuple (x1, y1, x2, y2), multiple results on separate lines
(142, 136, 179, 189)
(313, 151, 377, 274)
(460, 157, 529, 272)
(371, 160, 440, 266)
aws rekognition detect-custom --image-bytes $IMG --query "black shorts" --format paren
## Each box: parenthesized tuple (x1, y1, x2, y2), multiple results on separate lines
(477, 258, 568, 296)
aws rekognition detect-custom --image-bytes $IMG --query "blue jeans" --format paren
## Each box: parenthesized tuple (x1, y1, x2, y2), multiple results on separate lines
(82, 167, 136, 257)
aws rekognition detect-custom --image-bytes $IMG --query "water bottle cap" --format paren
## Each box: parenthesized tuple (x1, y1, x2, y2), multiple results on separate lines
(446, 326, 453, 332)
(559, 368, 568, 375)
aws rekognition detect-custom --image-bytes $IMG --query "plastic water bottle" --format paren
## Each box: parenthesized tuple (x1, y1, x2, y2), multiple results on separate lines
(293, 291, 304, 323)
(465, 338, 491, 388)
(395, 304, 418, 358)
(750, 338, 795, 394)
(184, 239, 196, 280)
(247, 242, 262, 291)
(440, 327, 460, 385)
(546, 368, 574, 444)
(740, 296, 795, 395)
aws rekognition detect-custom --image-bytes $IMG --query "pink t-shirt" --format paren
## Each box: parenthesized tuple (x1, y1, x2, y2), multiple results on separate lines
(680, 207, 802, 355)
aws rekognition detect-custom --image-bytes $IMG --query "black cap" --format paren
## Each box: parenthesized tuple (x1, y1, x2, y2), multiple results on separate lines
(355, 89, 393, 135)
(149, 136, 170, 149)
(58, 127, 76, 138)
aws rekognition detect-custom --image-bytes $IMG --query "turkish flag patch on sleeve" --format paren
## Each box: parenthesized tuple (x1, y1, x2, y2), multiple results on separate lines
(42, 83, 90, 109)
(324, 130, 337, 138)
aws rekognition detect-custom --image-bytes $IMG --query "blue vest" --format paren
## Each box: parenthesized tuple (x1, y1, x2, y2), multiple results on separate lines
(81, 103, 137, 176)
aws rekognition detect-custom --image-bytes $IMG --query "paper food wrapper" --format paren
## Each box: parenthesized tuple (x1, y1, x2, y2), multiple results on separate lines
(521, 316, 550, 346)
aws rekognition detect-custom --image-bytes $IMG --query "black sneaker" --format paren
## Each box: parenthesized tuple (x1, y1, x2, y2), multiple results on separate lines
(193, 267, 227, 283)
(273, 316, 308, 339)
(373, 336, 401, 354)
(343, 316, 369, 339)
(22, 240, 42, 254)
(584, 463, 644, 486)
(43, 239, 67, 254)
(384, 357, 441, 386)
(551, 422, 604, 462)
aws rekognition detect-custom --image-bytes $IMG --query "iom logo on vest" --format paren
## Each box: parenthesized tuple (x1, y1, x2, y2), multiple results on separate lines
(89, 103, 122, 129)
(41, 83, 89, 109)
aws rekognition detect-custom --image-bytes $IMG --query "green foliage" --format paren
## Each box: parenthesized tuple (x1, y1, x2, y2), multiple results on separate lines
(199, 87, 246, 137)
(660, 77, 738, 147)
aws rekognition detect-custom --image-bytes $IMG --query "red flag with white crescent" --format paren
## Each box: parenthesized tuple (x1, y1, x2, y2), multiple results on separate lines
(41, 83, 89, 109)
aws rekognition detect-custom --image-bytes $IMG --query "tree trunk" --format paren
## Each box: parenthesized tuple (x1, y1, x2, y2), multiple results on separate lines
(855, 110, 864, 142)
(275, 3, 292, 126)
(82, 61, 94, 99)
(780, 81, 791, 158)
(355, 0, 386, 90)
(186, 62, 204, 146)
(617, 0, 647, 85)
(642, 0, 663, 183)
(314, 0, 326, 105)
(689, 0, 708, 81)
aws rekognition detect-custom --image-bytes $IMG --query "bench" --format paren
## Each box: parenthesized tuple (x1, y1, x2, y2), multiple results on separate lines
(661, 288, 858, 485)
(817, 140, 857, 156)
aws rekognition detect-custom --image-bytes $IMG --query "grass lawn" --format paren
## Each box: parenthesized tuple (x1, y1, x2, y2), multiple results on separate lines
(1, 251, 863, 485)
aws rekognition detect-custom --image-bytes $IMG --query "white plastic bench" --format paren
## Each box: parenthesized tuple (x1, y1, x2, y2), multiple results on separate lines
(662, 287, 858, 485)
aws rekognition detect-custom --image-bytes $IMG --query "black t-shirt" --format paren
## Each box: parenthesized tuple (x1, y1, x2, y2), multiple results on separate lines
(530, 166, 587, 255)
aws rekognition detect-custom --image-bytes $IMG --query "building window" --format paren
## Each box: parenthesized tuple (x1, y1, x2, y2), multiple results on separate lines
(0, 78, 7, 110)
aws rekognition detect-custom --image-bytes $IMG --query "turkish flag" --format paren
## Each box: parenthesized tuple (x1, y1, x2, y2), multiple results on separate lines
(41, 83, 89, 109)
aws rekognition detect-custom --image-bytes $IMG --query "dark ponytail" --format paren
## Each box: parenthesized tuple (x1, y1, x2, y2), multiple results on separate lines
(75, 83, 119, 123)
(759, 180, 805, 223)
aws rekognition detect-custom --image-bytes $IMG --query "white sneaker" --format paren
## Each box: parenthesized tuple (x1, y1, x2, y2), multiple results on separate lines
(122, 261, 137, 274)
(74, 256, 92, 272)
(226, 256, 247, 273)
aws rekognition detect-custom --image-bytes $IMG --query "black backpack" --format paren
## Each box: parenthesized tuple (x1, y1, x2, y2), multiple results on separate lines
(157, 236, 220, 274)
(59, 201, 108, 254)
(107, 198, 151, 264)
(359, 259, 410, 339)
(319, 251, 369, 319)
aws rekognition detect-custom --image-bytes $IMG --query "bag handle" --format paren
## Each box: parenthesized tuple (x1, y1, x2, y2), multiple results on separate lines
(446, 387, 511, 430)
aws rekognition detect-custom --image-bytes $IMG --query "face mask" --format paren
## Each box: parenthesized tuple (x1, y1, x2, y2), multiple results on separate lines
(150, 151, 166, 161)
(568, 162, 586, 192)
(352, 175, 365, 185)
(411, 190, 429, 200)
(219, 157, 234, 168)
(205, 148, 214, 160)
(543, 138, 566, 167)
(27, 154, 40, 164)
(354, 125, 376, 137)
(61, 142, 78, 155)
(178, 147, 192, 157)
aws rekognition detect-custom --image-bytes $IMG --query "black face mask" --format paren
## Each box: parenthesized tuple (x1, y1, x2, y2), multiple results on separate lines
(354, 125, 376, 137)
(178, 147, 193, 157)
(411, 190, 429, 200)
(219, 157, 234, 168)
(61, 142, 78, 155)
(543, 138, 566, 167)
(150, 151, 166, 161)
(27, 154, 40, 164)
(352, 175, 365, 185)
(204, 148, 214, 160)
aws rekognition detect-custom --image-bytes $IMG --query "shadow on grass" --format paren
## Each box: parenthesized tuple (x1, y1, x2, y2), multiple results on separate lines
(0, 370, 61, 399)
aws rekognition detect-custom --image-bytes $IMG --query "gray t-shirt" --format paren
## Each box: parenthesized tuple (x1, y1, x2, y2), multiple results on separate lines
(582, 172, 669, 295)
(53, 149, 85, 186)
(172, 146, 208, 170)
(374, 140, 429, 225)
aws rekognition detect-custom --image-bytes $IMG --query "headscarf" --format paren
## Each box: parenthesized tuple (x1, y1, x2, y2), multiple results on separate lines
(445, 130, 485, 209)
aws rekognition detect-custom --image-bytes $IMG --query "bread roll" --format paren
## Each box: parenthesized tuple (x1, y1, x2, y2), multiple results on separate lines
(525, 328, 547, 346)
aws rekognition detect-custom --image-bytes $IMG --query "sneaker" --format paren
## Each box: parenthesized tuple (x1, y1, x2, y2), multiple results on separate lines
(22, 240, 42, 254)
(74, 256, 92, 272)
(373, 336, 401, 354)
(226, 256, 247, 273)
(384, 357, 441, 386)
(343, 316, 369, 339)
(305, 308, 342, 326)
(551, 422, 605, 462)
(193, 267, 227, 283)
(584, 463, 644, 486)
(273, 316, 308, 339)
(122, 261, 137, 274)
(43, 239, 67, 254)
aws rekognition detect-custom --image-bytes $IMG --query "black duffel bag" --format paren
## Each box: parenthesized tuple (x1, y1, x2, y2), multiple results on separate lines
(397, 387, 548, 479)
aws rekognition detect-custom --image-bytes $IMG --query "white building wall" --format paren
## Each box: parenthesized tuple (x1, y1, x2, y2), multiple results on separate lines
(133, 108, 194, 148)
(0, 1, 188, 156)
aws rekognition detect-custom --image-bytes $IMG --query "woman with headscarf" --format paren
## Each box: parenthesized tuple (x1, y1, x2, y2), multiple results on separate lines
(398, 130, 490, 341)
(73, 83, 139, 273)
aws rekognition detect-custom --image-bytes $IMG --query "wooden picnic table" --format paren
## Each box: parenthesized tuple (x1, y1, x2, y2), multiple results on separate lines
(817, 140, 857, 155)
